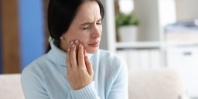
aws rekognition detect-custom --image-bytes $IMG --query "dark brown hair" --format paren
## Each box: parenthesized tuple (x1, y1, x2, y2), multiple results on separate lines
(46, 0, 105, 52)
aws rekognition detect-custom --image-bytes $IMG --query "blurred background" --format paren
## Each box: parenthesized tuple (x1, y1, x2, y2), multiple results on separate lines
(0, 0, 198, 98)
(0, 0, 49, 73)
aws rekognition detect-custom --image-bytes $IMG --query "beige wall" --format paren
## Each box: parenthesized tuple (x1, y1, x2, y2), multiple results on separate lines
(133, 0, 160, 41)
(175, 0, 198, 21)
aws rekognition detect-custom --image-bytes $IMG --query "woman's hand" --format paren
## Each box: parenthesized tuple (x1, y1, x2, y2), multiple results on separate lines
(66, 40, 94, 90)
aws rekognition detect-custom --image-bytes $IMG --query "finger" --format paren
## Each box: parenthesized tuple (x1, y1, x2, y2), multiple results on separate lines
(67, 40, 74, 68)
(74, 39, 80, 46)
(74, 40, 80, 64)
(66, 48, 71, 68)
(78, 44, 85, 67)
(85, 55, 93, 75)
(84, 49, 86, 56)
(69, 43, 77, 68)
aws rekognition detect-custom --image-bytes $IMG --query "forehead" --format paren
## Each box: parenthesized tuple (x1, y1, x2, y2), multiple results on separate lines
(74, 1, 101, 21)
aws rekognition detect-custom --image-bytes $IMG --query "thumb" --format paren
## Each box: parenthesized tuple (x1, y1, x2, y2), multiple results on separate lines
(85, 56, 93, 76)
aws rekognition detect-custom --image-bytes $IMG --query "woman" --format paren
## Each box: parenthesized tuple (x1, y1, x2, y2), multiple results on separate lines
(21, 0, 128, 99)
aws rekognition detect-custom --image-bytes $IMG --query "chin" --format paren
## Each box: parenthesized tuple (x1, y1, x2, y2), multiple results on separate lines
(86, 48, 99, 54)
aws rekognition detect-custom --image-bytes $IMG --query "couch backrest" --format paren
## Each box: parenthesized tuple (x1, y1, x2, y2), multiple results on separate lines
(0, 74, 25, 99)
(128, 68, 190, 99)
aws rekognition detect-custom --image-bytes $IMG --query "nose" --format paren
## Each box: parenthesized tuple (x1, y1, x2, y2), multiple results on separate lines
(91, 24, 101, 38)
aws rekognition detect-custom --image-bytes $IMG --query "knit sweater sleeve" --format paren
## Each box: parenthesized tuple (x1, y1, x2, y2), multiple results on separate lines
(71, 81, 100, 99)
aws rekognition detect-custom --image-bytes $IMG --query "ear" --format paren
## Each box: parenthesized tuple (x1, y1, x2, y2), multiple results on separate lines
(60, 33, 67, 41)
(60, 36, 67, 41)
(60, 36, 63, 40)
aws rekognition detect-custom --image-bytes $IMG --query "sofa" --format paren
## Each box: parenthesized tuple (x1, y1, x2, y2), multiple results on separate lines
(0, 68, 190, 99)
(128, 68, 190, 99)
(0, 74, 24, 99)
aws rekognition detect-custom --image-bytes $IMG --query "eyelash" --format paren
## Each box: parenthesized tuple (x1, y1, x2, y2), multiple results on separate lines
(83, 26, 90, 30)
(97, 22, 102, 25)
(82, 22, 102, 30)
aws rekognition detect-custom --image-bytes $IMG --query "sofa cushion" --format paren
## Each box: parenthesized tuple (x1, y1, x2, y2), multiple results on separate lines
(128, 68, 190, 99)
(0, 74, 24, 99)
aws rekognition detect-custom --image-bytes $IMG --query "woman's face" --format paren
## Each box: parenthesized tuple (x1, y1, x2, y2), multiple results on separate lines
(60, 1, 102, 54)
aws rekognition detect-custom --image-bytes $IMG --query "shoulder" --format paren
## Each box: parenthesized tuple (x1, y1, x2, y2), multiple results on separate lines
(21, 54, 50, 77)
(21, 54, 53, 87)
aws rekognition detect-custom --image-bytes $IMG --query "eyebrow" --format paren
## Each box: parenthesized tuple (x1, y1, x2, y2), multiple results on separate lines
(80, 19, 102, 26)
(81, 22, 92, 26)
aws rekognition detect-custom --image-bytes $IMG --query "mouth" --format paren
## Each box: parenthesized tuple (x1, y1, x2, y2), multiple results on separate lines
(88, 42, 99, 47)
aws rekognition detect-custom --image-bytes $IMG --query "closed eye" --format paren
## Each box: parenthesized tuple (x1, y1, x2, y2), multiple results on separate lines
(97, 22, 102, 25)
(97, 19, 102, 25)
(82, 25, 91, 30)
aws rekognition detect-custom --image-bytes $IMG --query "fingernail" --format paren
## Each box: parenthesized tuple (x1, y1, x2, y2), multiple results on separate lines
(68, 48, 70, 52)
(85, 56, 88, 60)
(72, 44, 75, 47)
(75, 40, 79, 45)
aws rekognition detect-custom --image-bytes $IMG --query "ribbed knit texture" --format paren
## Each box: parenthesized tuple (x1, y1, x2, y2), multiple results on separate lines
(21, 40, 128, 99)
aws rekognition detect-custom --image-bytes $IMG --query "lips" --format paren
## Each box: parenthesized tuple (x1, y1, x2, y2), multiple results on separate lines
(89, 42, 99, 47)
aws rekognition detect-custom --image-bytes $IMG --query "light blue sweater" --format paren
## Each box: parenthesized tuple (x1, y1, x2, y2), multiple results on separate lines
(21, 40, 128, 99)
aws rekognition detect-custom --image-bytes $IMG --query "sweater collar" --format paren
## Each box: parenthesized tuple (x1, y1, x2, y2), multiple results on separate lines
(47, 39, 92, 67)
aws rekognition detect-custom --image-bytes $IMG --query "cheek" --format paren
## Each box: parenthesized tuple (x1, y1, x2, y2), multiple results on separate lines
(75, 33, 89, 43)
(62, 33, 77, 45)
(68, 32, 89, 43)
